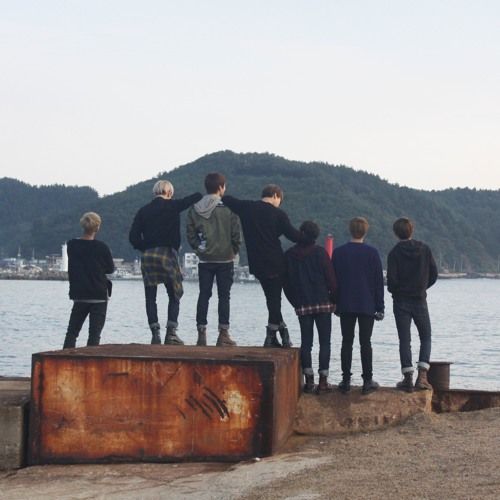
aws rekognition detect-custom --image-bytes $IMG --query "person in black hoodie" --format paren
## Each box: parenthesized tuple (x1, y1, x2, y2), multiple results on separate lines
(223, 184, 301, 348)
(284, 221, 337, 393)
(129, 180, 202, 345)
(63, 212, 115, 349)
(387, 217, 438, 392)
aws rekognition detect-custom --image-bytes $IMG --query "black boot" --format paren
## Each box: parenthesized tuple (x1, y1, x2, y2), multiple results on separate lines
(164, 325, 184, 345)
(278, 321, 293, 348)
(303, 374, 315, 393)
(338, 377, 351, 394)
(196, 325, 207, 346)
(150, 323, 161, 345)
(396, 372, 414, 393)
(362, 378, 380, 395)
(263, 327, 282, 348)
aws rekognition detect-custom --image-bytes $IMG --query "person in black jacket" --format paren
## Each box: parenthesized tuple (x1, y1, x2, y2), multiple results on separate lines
(223, 184, 301, 348)
(63, 212, 115, 349)
(129, 180, 202, 345)
(284, 221, 337, 393)
(387, 217, 438, 392)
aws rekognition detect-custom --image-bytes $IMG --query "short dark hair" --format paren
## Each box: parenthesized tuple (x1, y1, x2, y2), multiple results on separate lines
(300, 220, 320, 244)
(261, 184, 283, 200)
(204, 172, 226, 194)
(349, 217, 369, 239)
(393, 217, 414, 240)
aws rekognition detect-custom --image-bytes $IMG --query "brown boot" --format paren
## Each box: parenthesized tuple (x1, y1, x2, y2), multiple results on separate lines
(164, 326, 184, 345)
(196, 325, 207, 346)
(396, 372, 414, 393)
(415, 368, 433, 390)
(316, 375, 334, 394)
(216, 328, 237, 346)
(303, 374, 315, 393)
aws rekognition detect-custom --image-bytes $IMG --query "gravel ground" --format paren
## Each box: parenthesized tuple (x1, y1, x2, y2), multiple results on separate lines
(2, 408, 500, 499)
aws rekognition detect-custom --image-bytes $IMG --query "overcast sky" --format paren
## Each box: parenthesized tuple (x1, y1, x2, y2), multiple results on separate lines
(1, 1, 499, 195)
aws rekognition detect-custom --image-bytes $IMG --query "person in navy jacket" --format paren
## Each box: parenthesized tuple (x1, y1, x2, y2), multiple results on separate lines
(332, 217, 384, 395)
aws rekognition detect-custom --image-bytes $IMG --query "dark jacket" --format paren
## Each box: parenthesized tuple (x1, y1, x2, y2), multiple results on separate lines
(387, 239, 438, 299)
(222, 196, 301, 279)
(129, 193, 202, 252)
(67, 239, 115, 300)
(284, 243, 337, 314)
(186, 195, 241, 262)
(333, 242, 384, 315)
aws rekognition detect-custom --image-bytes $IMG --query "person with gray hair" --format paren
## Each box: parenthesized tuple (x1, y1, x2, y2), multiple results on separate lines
(63, 212, 115, 348)
(129, 180, 202, 345)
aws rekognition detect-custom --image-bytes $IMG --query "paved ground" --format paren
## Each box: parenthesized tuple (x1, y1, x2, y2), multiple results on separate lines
(2, 407, 500, 499)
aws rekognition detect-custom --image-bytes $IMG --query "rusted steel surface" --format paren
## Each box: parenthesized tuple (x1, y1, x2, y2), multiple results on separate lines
(432, 388, 500, 413)
(428, 361, 452, 390)
(29, 345, 299, 464)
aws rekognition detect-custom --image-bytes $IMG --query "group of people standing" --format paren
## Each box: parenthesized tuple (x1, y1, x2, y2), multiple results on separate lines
(63, 172, 438, 395)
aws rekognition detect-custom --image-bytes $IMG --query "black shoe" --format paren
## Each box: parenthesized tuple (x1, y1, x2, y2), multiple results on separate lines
(278, 322, 293, 348)
(263, 328, 282, 348)
(338, 379, 351, 394)
(396, 372, 414, 393)
(362, 379, 380, 395)
(303, 374, 315, 393)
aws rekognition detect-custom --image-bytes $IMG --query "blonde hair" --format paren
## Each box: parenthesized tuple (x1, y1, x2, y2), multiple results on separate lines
(152, 180, 174, 197)
(349, 217, 369, 239)
(80, 212, 101, 234)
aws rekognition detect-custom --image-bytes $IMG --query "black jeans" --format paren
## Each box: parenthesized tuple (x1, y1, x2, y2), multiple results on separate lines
(145, 283, 180, 328)
(298, 313, 332, 376)
(393, 298, 432, 372)
(196, 262, 234, 328)
(339, 313, 375, 381)
(258, 275, 284, 329)
(63, 301, 107, 348)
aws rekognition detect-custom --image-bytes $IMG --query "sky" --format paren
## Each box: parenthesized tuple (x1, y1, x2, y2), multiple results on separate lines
(1, 1, 499, 195)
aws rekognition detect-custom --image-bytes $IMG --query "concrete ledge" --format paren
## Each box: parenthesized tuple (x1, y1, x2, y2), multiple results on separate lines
(0, 378, 31, 469)
(294, 387, 433, 435)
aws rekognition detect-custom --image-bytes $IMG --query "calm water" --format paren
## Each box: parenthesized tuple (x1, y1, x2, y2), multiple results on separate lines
(1, 279, 499, 390)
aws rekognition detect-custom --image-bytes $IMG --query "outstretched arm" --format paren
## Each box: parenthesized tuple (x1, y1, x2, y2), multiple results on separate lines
(221, 195, 247, 216)
(280, 212, 301, 243)
(173, 192, 203, 212)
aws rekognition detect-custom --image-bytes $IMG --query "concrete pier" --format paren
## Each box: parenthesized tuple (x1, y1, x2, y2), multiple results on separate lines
(0, 378, 30, 469)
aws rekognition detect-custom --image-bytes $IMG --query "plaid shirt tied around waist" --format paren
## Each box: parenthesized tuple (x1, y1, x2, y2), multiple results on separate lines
(141, 247, 184, 299)
(295, 302, 335, 316)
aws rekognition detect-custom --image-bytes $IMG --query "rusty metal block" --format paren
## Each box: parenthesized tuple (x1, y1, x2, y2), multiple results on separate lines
(29, 345, 300, 464)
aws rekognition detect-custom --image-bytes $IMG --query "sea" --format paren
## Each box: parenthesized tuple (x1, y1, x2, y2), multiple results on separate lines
(1, 279, 499, 390)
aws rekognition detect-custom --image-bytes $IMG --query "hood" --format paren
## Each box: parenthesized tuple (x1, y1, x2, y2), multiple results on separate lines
(194, 194, 221, 219)
(287, 243, 317, 261)
(396, 239, 426, 259)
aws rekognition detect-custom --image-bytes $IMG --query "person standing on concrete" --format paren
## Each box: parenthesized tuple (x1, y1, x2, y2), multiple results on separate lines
(63, 212, 115, 349)
(129, 180, 202, 345)
(223, 184, 301, 348)
(284, 221, 337, 393)
(333, 217, 384, 395)
(186, 173, 241, 346)
(387, 217, 438, 392)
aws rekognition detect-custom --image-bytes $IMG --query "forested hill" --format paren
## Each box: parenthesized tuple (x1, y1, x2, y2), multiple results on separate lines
(2, 151, 500, 271)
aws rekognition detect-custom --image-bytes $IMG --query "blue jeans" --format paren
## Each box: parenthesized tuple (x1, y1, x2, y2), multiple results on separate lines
(196, 262, 234, 328)
(393, 298, 432, 373)
(298, 313, 332, 376)
(145, 283, 180, 328)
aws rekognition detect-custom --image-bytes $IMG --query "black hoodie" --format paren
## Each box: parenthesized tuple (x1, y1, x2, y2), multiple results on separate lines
(387, 239, 437, 299)
(67, 239, 115, 300)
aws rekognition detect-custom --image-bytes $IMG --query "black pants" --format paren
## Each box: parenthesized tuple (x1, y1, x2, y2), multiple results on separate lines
(196, 262, 234, 328)
(298, 313, 332, 375)
(339, 313, 375, 381)
(63, 301, 107, 348)
(258, 275, 284, 329)
(145, 283, 180, 328)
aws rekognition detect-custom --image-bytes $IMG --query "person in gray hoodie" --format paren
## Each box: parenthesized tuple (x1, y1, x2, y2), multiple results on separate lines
(186, 173, 241, 346)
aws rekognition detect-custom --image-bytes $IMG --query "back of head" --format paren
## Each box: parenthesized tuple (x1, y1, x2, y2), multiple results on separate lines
(80, 212, 101, 234)
(152, 180, 174, 197)
(261, 184, 283, 200)
(204, 172, 226, 194)
(300, 220, 320, 245)
(349, 217, 369, 239)
(393, 217, 414, 240)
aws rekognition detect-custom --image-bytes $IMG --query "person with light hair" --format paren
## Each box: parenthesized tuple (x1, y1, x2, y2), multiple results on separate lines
(63, 212, 115, 348)
(332, 217, 384, 395)
(129, 180, 202, 345)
